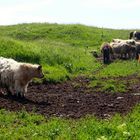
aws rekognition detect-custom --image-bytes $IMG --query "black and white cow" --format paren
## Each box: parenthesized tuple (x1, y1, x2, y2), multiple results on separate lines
(129, 31, 140, 40)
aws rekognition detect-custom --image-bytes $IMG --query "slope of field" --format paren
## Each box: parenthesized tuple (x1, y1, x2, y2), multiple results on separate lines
(0, 23, 132, 83)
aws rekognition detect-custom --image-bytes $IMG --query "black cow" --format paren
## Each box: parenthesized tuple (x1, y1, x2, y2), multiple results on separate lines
(129, 31, 140, 40)
(102, 44, 111, 64)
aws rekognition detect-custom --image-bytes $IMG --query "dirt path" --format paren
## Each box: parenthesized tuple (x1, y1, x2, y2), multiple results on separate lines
(0, 74, 140, 119)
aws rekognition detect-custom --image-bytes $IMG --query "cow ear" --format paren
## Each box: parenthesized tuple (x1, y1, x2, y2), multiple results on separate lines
(38, 65, 42, 70)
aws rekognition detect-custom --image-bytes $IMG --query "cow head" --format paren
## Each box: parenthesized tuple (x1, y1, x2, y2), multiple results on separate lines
(37, 65, 44, 78)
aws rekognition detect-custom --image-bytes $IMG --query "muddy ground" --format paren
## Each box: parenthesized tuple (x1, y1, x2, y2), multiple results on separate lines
(0, 75, 140, 119)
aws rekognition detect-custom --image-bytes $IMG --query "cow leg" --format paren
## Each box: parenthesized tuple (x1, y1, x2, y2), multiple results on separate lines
(124, 53, 127, 59)
(20, 88, 26, 98)
(103, 54, 106, 64)
(15, 80, 23, 97)
(8, 86, 15, 95)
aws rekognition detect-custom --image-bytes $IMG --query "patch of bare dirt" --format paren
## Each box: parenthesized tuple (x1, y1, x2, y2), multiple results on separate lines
(0, 75, 140, 119)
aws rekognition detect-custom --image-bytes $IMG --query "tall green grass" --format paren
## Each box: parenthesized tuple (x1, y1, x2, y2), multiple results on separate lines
(0, 23, 133, 83)
(0, 37, 101, 83)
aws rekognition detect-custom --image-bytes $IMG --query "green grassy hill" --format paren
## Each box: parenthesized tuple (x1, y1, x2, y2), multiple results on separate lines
(1, 23, 140, 139)
(0, 23, 133, 83)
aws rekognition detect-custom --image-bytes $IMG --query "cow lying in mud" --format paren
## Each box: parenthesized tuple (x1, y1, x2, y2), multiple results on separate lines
(0, 57, 44, 97)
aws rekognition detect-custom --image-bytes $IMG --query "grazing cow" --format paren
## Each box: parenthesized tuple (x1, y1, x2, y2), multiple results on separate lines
(129, 31, 140, 40)
(0, 57, 44, 97)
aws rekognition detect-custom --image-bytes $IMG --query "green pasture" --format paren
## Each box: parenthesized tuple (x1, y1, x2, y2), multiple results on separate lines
(0, 105, 140, 140)
(0, 23, 140, 139)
